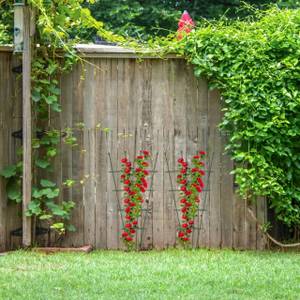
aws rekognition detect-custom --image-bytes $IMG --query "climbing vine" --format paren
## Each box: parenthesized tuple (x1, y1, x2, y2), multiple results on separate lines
(0, 0, 125, 236)
(173, 8, 300, 230)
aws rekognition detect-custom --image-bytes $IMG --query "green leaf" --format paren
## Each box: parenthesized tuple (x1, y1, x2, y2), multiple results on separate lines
(32, 89, 41, 102)
(51, 102, 62, 112)
(7, 180, 21, 203)
(39, 214, 52, 220)
(27, 201, 42, 216)
(35, 159, 50, 169)
(44, 188, 60, 199)
(0, 165, 17, 178)
(67, 224, 76, 232)
(40, 179, 56, 188)
(45, 95, 57, 105)
(48, 85, 61, 95)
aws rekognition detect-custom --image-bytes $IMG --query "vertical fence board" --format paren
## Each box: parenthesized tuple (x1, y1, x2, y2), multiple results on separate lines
(151, 61, 165, 249)
(208, 89, 222, 248)
(95, 59, 108, 249)
(139, 60, 153, 250)
(0, 50, 268, 250)
(220, 137, 234, 248)
(83, 59, 97, 246)
(106, 59, 119, 249)
(70, 64, 84, 246)
(196, 78, 209, 248)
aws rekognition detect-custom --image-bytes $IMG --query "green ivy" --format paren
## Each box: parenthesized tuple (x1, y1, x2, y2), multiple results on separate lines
(175, 8, 300, 228)
(0, 0, 119, 237)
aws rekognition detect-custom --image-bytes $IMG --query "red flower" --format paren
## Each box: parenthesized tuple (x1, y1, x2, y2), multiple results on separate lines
(191, 168, 199, 173)
(136, 167, 142, 172)
(125, 207, 131, 213)
(199, 170, 205, 176)
(124, 168, 131, 174)
(125, 223, 132, 228)
(122, 232, 128, 237)
(182, 223, 188, 228)
(180, 179, 187, 185)
(187, 229, 192, 234)
(143, 170, 149, 176)
(193, 155, 200, 159)
(124, 179, 131, 185)
(140, 187, 146, 193)
(121, 158, 128, 163)
(125, 236, 133, 242)
(124, 186, 130, 192)
(129, 202, 136, 207)
(120, 174, 125, 180)
(132, 220, 138, 226)
(180, 198, 187, 204)
(130, 229, 136, 234)
(137, 155, 144, 160)
(186, 202, 192, 207)
(199, 151, 206, 156)
(182, 215, 187, 220)
(185, 190, 192, 196)
(182, 237, 189, 241)
(181, 168, 187, 174)
(125, 215, 131, 220)
(141, 178, 147, 188)
(123, 198, 130, 204)
(142, 150, 150, 156)
(142, 161, 149, 167)
(197, 178, 204, 188)
(194, 185, 202, 193)
(182, 162, 188, 167)
(189, 220, 194, 225)
(178, 231, 185, 238)
(180, 186, 187, 192)
(177, 175, 182, 179)
(178, 158, 184, 163)
(181, 207, 187, 213)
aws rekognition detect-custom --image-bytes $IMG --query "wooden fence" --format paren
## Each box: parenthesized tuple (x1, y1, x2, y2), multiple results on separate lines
(0, 46, 267, 250)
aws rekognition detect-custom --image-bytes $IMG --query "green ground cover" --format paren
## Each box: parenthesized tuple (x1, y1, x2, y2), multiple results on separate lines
(0, 249, 299, 299)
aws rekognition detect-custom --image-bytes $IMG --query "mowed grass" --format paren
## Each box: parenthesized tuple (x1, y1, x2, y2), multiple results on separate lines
(0, 249, 299, 300)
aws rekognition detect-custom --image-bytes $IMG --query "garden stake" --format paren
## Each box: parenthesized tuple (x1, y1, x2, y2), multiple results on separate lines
(140, 151, 158, 249)
(108, 152, 125, 228)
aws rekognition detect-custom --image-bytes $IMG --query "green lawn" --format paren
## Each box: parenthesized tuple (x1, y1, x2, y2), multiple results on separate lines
(0, 249, 299, 300)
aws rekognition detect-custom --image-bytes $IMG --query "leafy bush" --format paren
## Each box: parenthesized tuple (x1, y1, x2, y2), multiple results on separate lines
(178, 8, 300, 228)
(85, 0, 282, 40)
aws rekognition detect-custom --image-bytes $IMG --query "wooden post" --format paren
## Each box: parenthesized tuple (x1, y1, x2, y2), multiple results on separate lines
(22, 5, 32, 247)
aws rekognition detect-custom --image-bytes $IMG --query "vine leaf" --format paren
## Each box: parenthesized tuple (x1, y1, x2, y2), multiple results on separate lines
(0, 165, 17, 178)
(40, 179, 56, 188)
(7, 180, 22, 203)
(26, 201, 42, 216)
(35, 159, 50, 169)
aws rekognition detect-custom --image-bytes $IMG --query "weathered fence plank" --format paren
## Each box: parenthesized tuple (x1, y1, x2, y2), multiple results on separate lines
(0, 47, 267, 251)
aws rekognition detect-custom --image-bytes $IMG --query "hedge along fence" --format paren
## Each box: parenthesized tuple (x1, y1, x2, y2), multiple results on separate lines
(0, 45, 267, 250)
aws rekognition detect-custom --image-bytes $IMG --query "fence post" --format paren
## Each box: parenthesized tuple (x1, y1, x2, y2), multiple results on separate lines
(22, 5, 33, 247)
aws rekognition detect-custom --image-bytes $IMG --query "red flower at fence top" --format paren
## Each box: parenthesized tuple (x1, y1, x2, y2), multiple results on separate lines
(177, 10, 195, 40)
(120, 151, 150, 247)
(177, 151, 206, 243)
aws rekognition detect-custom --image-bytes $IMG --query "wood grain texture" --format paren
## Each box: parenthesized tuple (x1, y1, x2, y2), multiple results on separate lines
(22, 6, 33, 247)
(0, 53, 268, 250)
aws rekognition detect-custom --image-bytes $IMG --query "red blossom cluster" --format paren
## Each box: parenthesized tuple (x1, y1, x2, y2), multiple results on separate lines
(120, 150, 150, 245)
(177, 151, 206, 243)
(177, 10, 195, 40)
